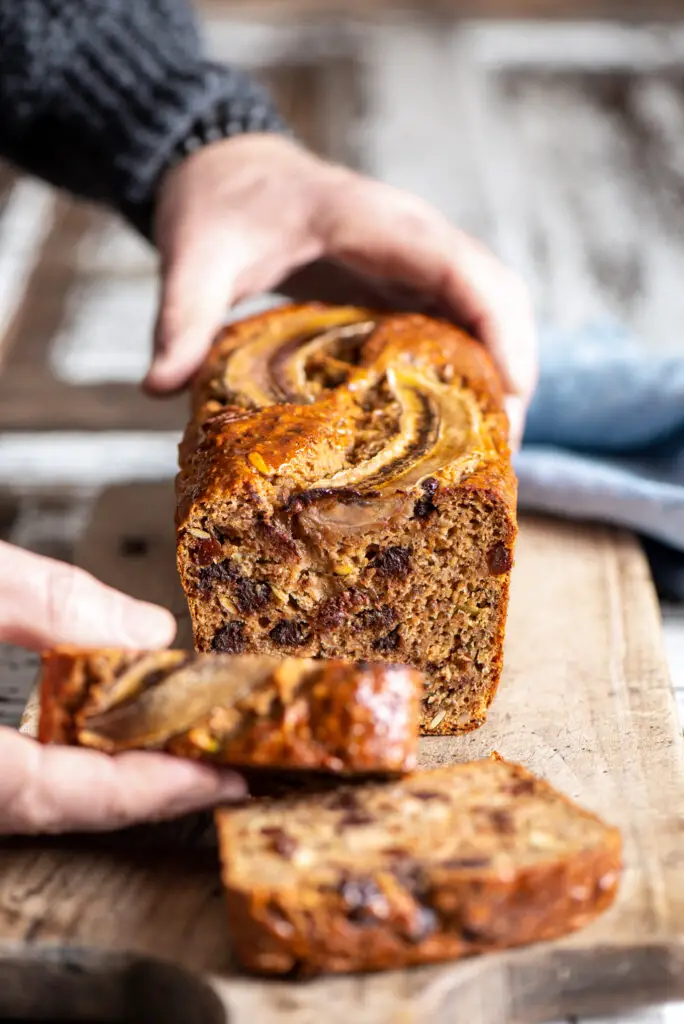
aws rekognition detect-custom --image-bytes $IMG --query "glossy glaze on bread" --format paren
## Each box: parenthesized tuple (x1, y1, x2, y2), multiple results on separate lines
(38, 646, 421, 775)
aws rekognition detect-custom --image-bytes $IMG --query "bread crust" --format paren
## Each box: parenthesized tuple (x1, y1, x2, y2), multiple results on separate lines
(176, 304, 518, 735)
(222, 843, 621, 976)
(177, 304, 517, 523)
(38, 646, 421, 775)
(216, 762, 622, 976)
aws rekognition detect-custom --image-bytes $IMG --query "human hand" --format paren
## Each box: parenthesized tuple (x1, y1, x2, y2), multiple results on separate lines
(147, 134, 537, 448)
(0, 542, 245, 834)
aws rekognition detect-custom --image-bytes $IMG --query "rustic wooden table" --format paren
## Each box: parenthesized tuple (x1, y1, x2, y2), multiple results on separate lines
(1, 14, 683, 1023)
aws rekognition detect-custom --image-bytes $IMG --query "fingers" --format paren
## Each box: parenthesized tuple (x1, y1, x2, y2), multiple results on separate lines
(0, 542, 176, 650)
(148, 225, 322, 394)
(147, 133, 537, 442)
(317, 174, 538, 433)
(504, 395, 526, 453)
(147, 136, 325, 394)
(0, 727, 245, 834)
(147, 230, 317, 394)
(145, 239, 239, 394)
(446, 233, 539, 414)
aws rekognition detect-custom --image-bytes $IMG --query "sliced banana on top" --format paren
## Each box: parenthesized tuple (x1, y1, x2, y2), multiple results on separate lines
(79, 658, 274, 751)
(220, 313, 488, 532)
(308, 364, 484, 497)
(223, 314, 375, 407)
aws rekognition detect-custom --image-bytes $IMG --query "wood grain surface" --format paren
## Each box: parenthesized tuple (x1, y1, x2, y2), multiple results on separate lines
(5, 506, 684, 1024)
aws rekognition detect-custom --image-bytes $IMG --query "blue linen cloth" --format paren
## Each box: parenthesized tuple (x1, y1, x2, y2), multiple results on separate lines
(518, 324, 684, 600)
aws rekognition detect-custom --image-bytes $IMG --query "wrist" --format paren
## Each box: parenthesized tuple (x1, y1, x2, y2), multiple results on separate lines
(165, 91, 293, 179)
(153, 133, 331, 253)
(122, 63, 290, 240)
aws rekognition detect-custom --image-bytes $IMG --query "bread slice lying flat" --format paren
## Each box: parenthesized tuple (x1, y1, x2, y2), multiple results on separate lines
(216, 758, 621, 976)
(38, 646, 421, 776)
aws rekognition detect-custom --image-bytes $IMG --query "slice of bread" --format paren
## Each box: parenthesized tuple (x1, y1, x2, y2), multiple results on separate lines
(216, 758, 621, 975)
(38, 646, 421, 776)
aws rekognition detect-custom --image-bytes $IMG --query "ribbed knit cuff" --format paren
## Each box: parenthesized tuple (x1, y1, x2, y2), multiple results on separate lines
(113, 62, 291, 238)
(39, 2, 289, 239)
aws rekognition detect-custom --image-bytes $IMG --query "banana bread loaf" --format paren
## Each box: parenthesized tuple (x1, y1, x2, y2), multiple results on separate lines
(216, 759, 621, 976)
(38, 647, 421, 775)
(176, 304, 517, 735)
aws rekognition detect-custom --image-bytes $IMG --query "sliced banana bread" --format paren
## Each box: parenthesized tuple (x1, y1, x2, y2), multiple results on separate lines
(176, 303, 517, 735)
(216, 759, 621, 976)
(38, 647, 421, 775)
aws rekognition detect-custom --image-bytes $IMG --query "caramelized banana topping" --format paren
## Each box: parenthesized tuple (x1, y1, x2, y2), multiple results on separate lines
(218, 311, 490, 531)
(79, 657, 280, 751)
(223, 312, 375, 407)
(303, 365, 486, 528)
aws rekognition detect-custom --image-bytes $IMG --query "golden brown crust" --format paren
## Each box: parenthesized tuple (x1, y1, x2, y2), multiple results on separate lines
(216, 762, 622, 976)
(176, 303, 518, 735)
(177, 304, 517, 524)
(38, 646, 421, 775)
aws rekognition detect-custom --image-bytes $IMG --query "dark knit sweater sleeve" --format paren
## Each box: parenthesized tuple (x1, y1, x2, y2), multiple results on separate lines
(0, 0, 288, 238)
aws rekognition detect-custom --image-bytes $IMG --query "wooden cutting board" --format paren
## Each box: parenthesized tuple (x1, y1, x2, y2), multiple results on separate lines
(4, 482, 684, 1024)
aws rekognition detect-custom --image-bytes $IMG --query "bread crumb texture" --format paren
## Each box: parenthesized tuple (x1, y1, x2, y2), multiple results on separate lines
(217, 760, 622, 976)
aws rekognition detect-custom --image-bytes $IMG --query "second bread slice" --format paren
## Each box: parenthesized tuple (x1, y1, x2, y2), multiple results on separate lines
(217, 759, 621, 975)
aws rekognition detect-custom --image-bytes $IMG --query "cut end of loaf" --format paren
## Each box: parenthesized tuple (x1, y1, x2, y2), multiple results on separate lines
(176, 304, 518, 735)
(216, 759, 622, 976)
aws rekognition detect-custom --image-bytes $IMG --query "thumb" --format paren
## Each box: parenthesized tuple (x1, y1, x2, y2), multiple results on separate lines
(0, 728, 246, 834)
(0, 542, 176, 650)
(145, 244, 240, 394)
